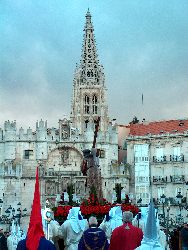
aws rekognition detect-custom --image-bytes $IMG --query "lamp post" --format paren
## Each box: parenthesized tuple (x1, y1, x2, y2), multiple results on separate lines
(160, 194, 166, 225)
(0, 202, 27, 230)
(165, 202, 170, 250)
(137, 198, 142, 206)
(176, 192, 183, 225)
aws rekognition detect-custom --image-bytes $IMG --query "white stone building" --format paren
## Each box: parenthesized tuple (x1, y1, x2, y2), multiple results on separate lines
(126, 119, 188, 220)
(0, 10, 130, 217)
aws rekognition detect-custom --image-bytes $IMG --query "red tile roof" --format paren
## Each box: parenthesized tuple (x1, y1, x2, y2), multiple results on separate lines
(129, 119, 188, 136)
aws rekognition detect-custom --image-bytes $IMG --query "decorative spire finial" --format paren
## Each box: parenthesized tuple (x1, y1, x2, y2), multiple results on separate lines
(86, 8, 91, 16)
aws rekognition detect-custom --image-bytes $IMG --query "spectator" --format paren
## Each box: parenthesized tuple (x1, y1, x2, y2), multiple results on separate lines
(109, 211, 143, 250)
(99, 206, 122, 242)
(49, 207, 88, 250)
(78, 216, 109, 250)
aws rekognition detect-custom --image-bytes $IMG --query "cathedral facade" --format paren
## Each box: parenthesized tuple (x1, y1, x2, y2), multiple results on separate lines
(0, 10, 129, 216)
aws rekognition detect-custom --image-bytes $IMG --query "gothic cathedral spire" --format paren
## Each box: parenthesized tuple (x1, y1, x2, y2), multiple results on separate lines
(80, 9, 102, 85)
(70, 10, 109, 134)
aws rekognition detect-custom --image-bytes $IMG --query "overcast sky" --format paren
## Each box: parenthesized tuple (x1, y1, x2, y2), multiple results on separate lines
(1, 0, 188, 130)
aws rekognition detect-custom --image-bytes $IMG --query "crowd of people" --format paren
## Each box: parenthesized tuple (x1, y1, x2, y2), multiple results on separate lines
(1, 167, 188, 250)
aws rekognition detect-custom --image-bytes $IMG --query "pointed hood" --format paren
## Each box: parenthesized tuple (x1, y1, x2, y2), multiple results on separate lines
(139, 200, 163, 250)
(26, 167, 44, 250)
(11, 219, 16, 236)
(144, 200, 157, 240)
(67, 207, 86, 233)
(109, 206, 123, 231)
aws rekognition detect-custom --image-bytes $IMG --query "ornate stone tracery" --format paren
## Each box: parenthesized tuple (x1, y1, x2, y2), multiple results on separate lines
(70, 9, 109, 133)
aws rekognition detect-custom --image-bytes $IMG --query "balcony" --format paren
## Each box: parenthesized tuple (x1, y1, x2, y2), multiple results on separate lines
(153, 156, 167, 163)
(153, 176, 168, 184)
(170, 154, 184, 162)
(170, 175, 185, 183)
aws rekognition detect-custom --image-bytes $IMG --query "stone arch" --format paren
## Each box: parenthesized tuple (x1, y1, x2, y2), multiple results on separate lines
(46, 145, 83, 172)
(49, 145, 83, 157)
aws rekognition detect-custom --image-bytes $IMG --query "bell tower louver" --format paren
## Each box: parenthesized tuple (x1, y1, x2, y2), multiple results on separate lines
(70, 9, 109, 133)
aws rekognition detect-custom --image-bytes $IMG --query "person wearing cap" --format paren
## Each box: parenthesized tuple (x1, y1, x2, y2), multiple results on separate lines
(109, 211, 143, 250)
(99, 206, 123, 242)
(16, 167, 56, 250)
(0, 228, 8, 250)
(78, 216, 109, 250)
(49, 207, 88, 250)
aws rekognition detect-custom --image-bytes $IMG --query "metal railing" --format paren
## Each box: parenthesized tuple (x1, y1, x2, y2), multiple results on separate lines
(153, 175, 185, 184)
(153, 156, 167, 162)
(170, 154, 184, 162)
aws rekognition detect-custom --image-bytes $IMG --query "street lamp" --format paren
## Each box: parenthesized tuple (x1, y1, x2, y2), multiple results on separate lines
(12, 208, 15, 216)
(0, 202, 27, 228)
(23, 208, 27, 216)
(0, 199, 3, 216)
(160, 194, 166, 225)
(5, 209, 10, 217)
(137, 198, 142, 205)
(176, 192, 183, 204)
(159, 195, 171, 250)
(165, 202, 171, 250)
(17, 202, 21, 209)
(176, 192, 183, 224)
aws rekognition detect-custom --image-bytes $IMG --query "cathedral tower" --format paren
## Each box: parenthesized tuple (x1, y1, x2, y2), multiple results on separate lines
(70, 10, 109, 134)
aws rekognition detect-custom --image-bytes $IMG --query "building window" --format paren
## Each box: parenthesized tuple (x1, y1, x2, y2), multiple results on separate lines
(92, 95, 98, 114)
(85, 120, 89, 129)
(156, 147, 164, 158)
(84, 95, 90, 114)
(98, 149, 105, 158)
(173, 146, 180, 156)
(176, 187, 182, 196)
(136, 185, 150, 204)
(24, 150, 33, 159)
(157, 187, 165, 199)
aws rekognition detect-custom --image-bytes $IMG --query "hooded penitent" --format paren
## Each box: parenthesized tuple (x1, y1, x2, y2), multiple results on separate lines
(139, 200, 163, 250)
(67, 207, 85, 233)
(108, 206, 123, 231)
(26, 167, 45, 250)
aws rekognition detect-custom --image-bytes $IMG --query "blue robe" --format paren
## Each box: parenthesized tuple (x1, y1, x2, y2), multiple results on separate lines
(0, 233, 8, 250)
(78, 227, 109, 250)
(16, 237, 56, 250)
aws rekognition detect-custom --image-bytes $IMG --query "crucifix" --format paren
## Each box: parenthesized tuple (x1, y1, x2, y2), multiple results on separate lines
(81, 117, 103, 201)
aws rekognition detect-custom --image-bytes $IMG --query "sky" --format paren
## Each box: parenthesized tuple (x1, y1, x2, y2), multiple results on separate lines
(1, 0, 188, 130)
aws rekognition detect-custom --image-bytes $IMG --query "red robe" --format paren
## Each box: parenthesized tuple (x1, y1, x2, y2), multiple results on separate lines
(109, 223, 143, 250)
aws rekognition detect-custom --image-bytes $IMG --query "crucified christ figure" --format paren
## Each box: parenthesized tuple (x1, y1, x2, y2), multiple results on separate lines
(81, 117, 103, 201)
